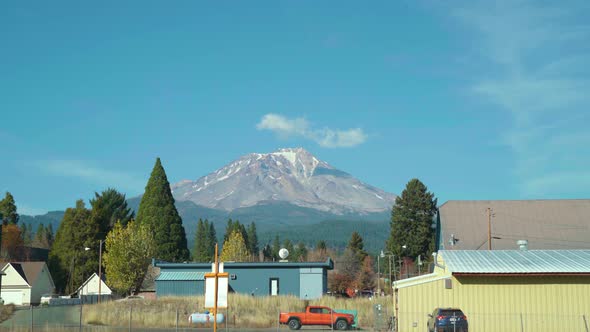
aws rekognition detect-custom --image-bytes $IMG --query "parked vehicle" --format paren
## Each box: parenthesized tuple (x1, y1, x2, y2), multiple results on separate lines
(279, 305, 355, 330)
(427, 308, 468, 332)
(40, 294, 59, 305)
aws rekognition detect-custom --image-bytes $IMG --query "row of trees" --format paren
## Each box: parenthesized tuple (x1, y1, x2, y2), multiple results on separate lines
(48, 190, 135, 294)
(48, 158, 189, 295)
(0, 192, 53, 259)
(8, 155, 438, 296)
(329, 232, 375, 293)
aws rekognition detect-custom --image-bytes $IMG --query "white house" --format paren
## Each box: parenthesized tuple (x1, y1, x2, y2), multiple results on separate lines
(0, 262, 56, 305)
(76, 273, 112, 296)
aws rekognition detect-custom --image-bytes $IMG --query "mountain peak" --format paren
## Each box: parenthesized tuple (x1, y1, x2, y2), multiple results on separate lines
(171, 148, 396, 214)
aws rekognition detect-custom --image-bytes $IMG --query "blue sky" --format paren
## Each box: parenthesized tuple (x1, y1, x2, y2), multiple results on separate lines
(1, 1, 588, 215)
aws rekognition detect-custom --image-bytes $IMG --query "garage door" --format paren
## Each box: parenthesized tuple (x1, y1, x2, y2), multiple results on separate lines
(2, 290, 24, 305)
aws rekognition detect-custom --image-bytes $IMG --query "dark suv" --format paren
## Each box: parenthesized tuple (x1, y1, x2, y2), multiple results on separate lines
(427, 308, 468, 332)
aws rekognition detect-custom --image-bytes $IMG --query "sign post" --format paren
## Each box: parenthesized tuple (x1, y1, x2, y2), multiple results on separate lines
(204, 243, 228, 332)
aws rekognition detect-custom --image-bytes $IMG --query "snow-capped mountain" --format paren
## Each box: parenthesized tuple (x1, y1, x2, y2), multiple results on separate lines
(171, 148, 396, 215)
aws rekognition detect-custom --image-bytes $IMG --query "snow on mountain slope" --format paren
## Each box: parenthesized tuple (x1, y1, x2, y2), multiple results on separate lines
(171, 148, 396, 215)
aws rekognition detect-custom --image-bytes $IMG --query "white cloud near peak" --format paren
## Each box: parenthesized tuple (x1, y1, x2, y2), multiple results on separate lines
(256, 113, 367, 148)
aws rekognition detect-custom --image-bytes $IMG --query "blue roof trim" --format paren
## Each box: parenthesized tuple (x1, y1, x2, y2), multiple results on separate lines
(153, 257, 334, 270)
(156, 271, 205, 281)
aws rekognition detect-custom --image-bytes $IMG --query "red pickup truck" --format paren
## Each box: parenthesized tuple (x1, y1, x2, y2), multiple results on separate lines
(279, 305, 355, 330)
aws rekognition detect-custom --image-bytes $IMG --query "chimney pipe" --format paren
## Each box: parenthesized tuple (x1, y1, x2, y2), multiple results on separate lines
(517, 240, 528, 251)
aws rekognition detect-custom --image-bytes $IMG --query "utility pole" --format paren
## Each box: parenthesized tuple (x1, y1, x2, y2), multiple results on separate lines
(98, 239, 103, 303)
(487, 208, 493, 250)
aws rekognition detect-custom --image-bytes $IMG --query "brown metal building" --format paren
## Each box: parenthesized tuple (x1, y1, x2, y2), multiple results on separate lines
(437, 199, 590, 250)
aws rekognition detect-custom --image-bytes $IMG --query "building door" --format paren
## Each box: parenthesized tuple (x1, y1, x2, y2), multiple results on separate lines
(2, 290, 24, 305)
(269, 278, 279, 296)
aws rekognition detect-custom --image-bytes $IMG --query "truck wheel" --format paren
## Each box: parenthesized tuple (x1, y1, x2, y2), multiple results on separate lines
(287, 318, 301, 330)
(335, 319, 349, 330)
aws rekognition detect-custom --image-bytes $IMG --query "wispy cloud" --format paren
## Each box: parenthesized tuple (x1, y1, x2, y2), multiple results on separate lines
(256, 113, 368, 148)
(454, 0, 590, 196)
(36, 160, 145, 193)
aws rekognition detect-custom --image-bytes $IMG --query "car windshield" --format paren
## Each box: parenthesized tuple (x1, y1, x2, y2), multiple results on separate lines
(440, 310, 464, 316)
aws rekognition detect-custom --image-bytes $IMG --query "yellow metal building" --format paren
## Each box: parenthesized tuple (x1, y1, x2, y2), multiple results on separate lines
(393, 249, 590, 332)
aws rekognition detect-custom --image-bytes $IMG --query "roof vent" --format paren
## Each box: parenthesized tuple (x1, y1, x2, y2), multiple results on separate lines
(517, 240, 528, 251)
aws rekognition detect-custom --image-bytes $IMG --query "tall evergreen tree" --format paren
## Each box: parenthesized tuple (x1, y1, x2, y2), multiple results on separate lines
(386, 178, 437, 259)
(347, 231, 368, 262)
(136, 158, 189, 262)
(262, 243, 272, 261)
(246, 222, 259, 256)
(193, 219, 209, 262)
(294, 241, 308, 262)
(48, 200, 93, 293)
(46, 223, 55, 248)
(33, 223, 48, 248)
(271, 235, 281, 261)
(223, 219, 235, 244)
(223, 219, 248, 248)
(21, 222, 33, 246)
(0, 192, 19, 225)
(205, 220, 216, 261)
(283, 239, 294, 259)
(89, 188, 134, 237)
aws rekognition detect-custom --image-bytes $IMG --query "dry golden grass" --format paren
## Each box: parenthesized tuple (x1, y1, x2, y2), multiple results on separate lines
(83, 294, 394, 329)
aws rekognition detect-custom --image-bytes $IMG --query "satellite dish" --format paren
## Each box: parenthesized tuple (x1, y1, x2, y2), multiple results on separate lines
(279, 248, 289, 259)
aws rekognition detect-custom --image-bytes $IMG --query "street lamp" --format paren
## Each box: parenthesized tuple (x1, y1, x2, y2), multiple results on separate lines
(85, 239, 104, 303)
(380, 250, 394, 295)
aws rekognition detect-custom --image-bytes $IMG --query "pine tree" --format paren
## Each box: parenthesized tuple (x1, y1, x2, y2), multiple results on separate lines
(246, 222, 259, 257)
(219, 230, 249, 262)
(89, 188, 134, 237)
(21, 222, 33, 245)
(46, 223, 55, 248)
(193, 219, 209, 262)
(136, 158, 189, 262)
(0, 192, 19, 225)
(262, 243, 272, 261)
(347, 231, 368, 262)
(294, 241, 308, 262)
(34, 223, 46, 247)
(387, 178, 437, 259)
(223, 219, 248, 247)
(48, 200, 92, 293)
(283, 239, 294, 259)
(271, 235, 281, 261)
(205, 220, 217, 261)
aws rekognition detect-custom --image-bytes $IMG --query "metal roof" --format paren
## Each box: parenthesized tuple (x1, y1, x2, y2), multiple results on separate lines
(439, 199, 590, 250)
(156, 271, 205, 281)
(441, 250, 590, 274)
(153, 257, 334, 270)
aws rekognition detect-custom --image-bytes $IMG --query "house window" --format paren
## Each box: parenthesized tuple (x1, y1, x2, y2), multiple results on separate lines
(269, 278, 279, 296)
